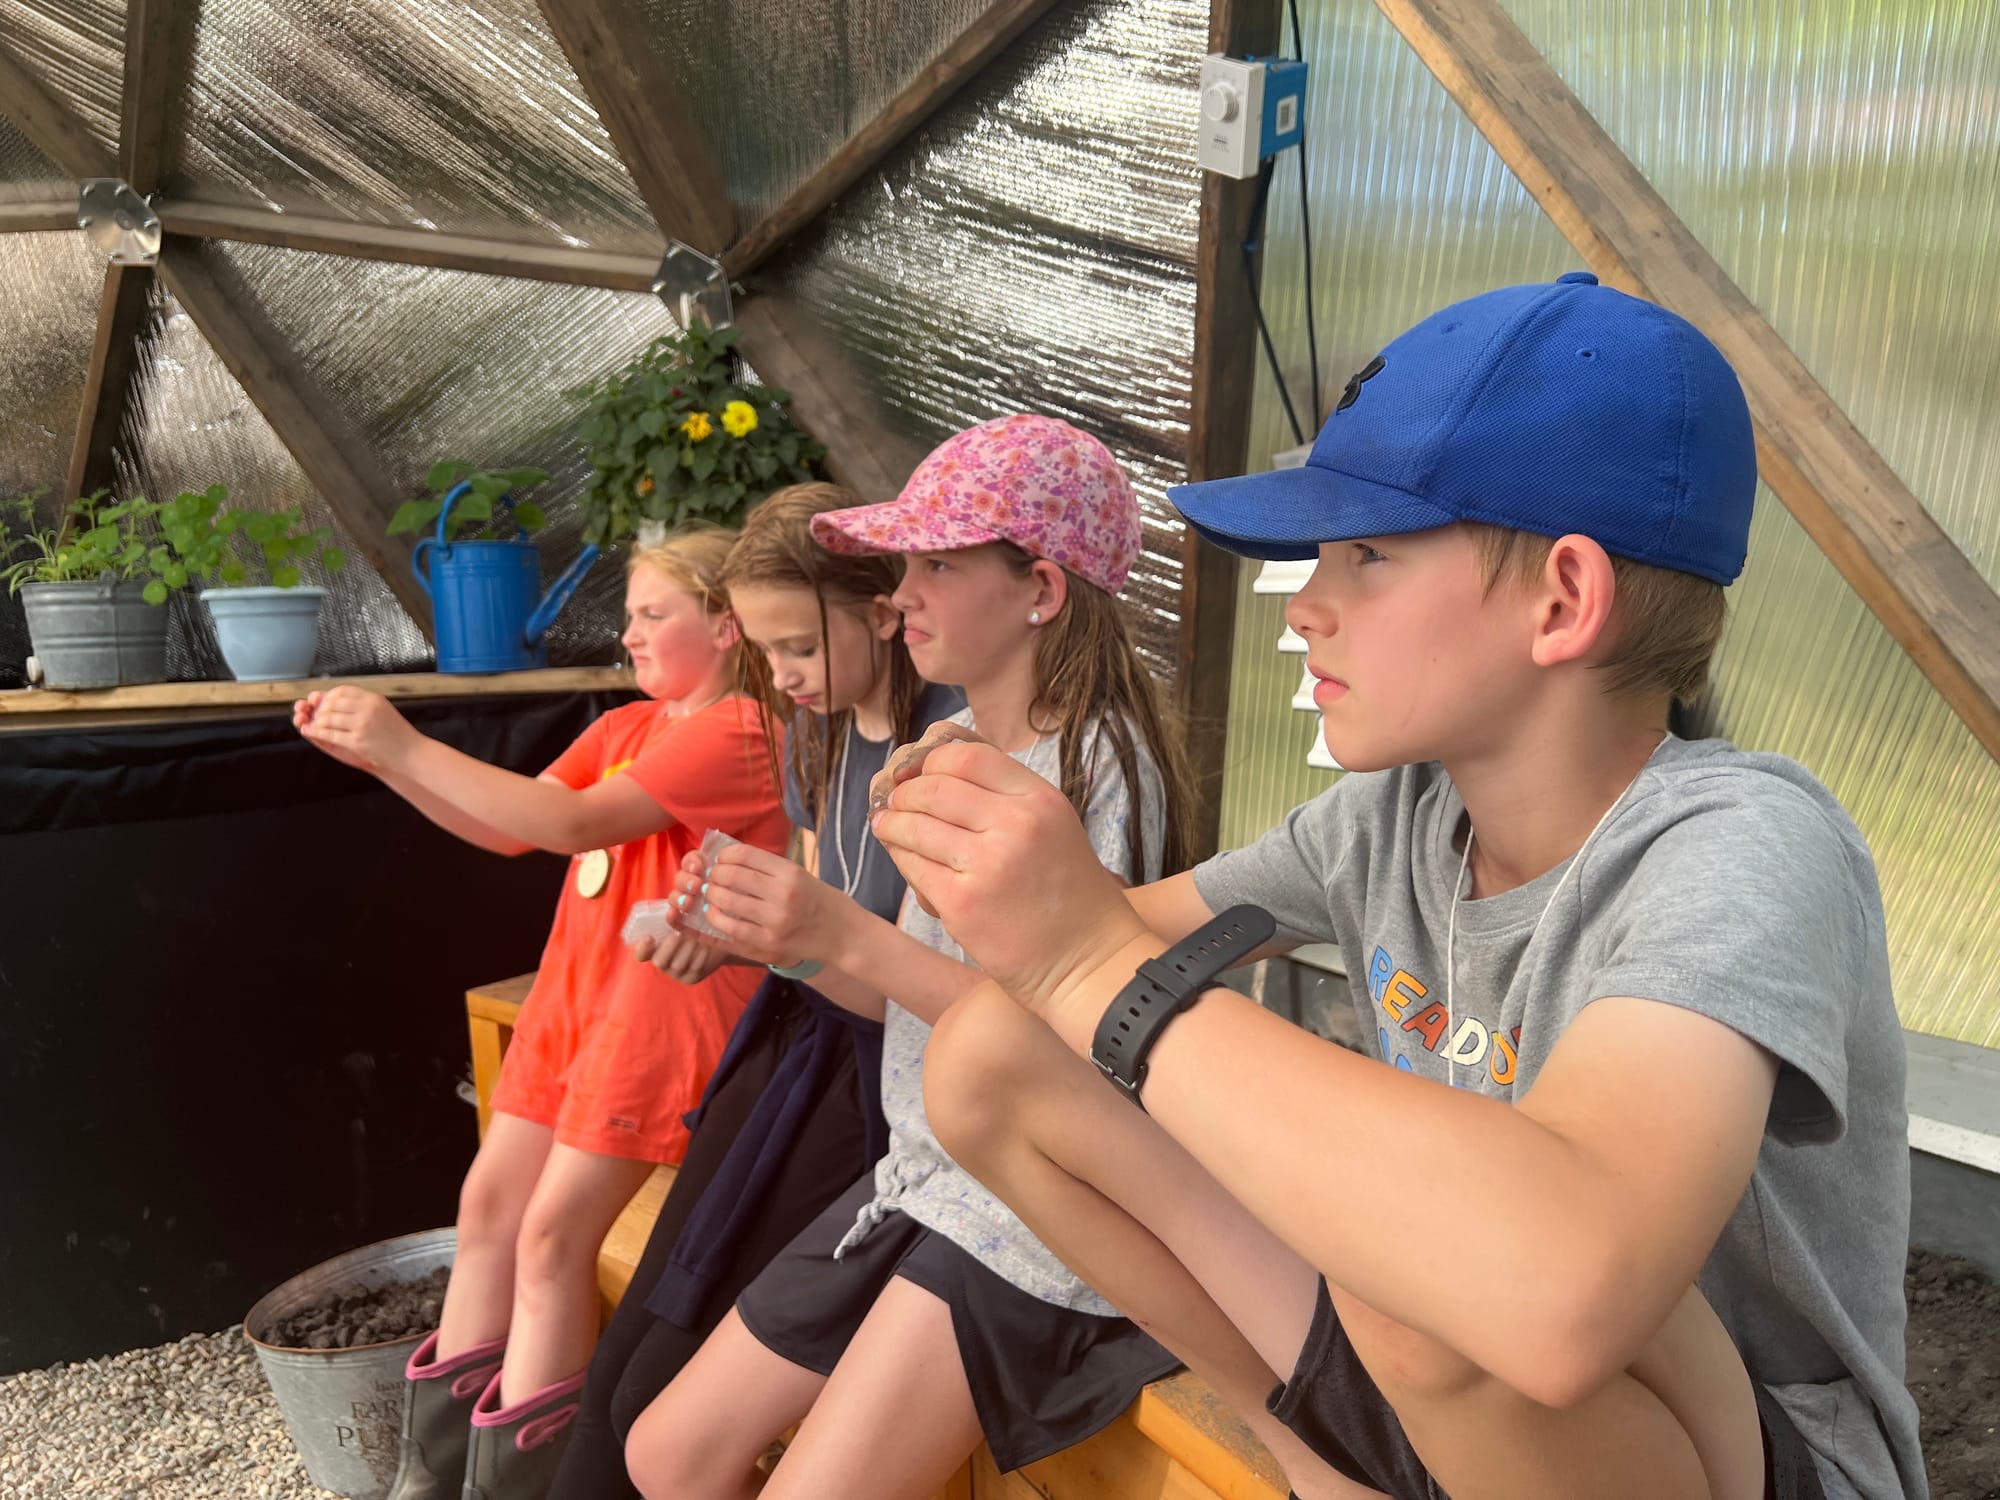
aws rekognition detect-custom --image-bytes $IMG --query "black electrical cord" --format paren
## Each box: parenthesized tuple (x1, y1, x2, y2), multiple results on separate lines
(1243, 158, 1306, 447)
(1288, 0, 1322, 427)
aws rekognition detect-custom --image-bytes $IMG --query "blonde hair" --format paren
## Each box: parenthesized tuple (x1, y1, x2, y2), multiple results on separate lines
(1464, 523, 1726, 702)
(999, 546, 1196, 880)
(625, 523, 781, 773)
(721, 484, 927, 827)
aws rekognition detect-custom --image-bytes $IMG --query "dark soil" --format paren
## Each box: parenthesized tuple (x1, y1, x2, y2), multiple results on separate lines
(256, 1266, 450, 1351)
(1908, 1248, 2000, 1500)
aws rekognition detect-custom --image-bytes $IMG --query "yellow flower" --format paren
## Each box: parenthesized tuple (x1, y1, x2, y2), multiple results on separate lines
(635, 475, 655, 496)
(681, 411, 714, 442)
(721, 400, 759, 438)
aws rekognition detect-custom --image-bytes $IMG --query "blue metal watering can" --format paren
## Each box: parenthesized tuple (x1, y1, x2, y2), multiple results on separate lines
(411, 481, 599, 674)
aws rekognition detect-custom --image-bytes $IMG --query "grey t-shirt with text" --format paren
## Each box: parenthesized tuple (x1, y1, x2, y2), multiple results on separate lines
(1192, 736, 1922, 1500)
(837, 707, 1167, 1313)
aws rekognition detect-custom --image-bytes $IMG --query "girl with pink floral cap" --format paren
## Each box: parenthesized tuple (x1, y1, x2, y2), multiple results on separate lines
(621, 414, 1196, 1499)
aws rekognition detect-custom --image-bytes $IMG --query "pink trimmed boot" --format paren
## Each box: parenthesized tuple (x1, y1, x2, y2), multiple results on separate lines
(460, 1368, 586, 1499)
(384, 1331, 506, 1500)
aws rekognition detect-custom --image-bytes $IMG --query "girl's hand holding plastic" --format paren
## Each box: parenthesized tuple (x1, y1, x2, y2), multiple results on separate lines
(297, 685, 422, 773)
(869, 739, 1150, 1028)
(628, 923, 730, 985)
(669, 844, 852, 970)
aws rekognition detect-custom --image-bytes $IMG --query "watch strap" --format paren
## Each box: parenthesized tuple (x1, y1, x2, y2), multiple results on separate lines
(1089, 904, 1276, 1109)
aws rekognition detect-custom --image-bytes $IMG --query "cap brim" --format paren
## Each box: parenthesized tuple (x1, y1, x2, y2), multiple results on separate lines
(810, 500, 1003, 558)
(1167, 464, 1458, 559)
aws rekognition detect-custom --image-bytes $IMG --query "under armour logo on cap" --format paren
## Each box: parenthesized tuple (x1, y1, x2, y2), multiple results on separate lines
(1336, 355, 1385, 412)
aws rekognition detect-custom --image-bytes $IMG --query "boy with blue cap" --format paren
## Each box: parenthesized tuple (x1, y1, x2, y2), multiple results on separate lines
(868, 275, 1925, 1500)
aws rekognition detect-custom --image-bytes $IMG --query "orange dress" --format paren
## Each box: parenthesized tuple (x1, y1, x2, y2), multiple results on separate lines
(488, 695, 788, 1163)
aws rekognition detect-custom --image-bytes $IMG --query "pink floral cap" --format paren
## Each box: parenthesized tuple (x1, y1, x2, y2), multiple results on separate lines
(809, 414, 1142, 595)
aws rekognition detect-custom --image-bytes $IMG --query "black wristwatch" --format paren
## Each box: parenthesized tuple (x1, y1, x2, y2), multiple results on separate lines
(1089, 905, 1276, 1110)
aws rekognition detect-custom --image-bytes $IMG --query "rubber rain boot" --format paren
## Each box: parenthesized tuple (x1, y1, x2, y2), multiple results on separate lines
(385, 1331, 505, 1500)
(460, 1368, 586, 1499)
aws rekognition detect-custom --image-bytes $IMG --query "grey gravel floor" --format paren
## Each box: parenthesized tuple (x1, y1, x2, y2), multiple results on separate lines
(0, 1329, 339, 1500)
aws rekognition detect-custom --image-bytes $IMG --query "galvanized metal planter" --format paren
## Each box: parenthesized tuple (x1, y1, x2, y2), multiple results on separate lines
(19, 580, 171, 690)
(243, 1227, 456, 1500)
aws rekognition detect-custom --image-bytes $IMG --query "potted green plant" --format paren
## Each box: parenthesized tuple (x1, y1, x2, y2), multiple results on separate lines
(570, 321, 824, 548)
(389, 462, 598, 674)
(2, 490, 186, 689)
(159, 485, 348, 682)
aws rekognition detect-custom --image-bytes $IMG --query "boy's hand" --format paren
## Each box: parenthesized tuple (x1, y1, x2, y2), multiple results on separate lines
(630, 926, 730, 985)
(869, 720, 989, 819)
(870, 740, 1151, 1029)
(297, 686, 420, 774)
(670, 844, 855, 970)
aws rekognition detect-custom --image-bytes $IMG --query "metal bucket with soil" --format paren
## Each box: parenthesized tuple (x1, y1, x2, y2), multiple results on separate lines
(243, 1227, 455, 1500)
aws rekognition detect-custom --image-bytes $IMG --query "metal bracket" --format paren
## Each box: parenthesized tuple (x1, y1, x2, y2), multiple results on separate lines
(650, 241, 733, 331)
(77, 179, 161, 265)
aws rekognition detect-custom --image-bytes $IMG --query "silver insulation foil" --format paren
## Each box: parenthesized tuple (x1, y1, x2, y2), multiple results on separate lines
(0, 230, 99, 509)
(0, 0, 125, 163)
(748, 0, 1208, 680)
(636, 0, 999, 223)
(198, 240, 683, 667)
(114, 275, 435, 678)
(0, 113, 67, 202)
(178, 0, 659, 251)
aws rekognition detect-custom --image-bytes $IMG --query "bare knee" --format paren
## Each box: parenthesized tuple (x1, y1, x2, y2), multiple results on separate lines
(456, 1156, 532, 1253)
(513, 1195, 604, 1292)
(625, 1387, 748, 1500)
(925, 987, 1045, 1168)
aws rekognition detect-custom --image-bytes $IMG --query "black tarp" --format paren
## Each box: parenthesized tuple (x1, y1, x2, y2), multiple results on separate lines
(0, 688, 633, 1372)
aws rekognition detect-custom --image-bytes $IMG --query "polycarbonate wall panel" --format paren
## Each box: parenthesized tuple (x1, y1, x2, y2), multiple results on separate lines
(778, 0, 1207, 680)
(207, 241, 682, 665)
(636, 0, 998, 223)
(0, 115, 67, 202)
(0, 0, 124, 162)
(115, 279, 432, 679)
(0, 230, 98, 511)
(1222, 0, 2000, 1044)
(179, 0, 659, 250)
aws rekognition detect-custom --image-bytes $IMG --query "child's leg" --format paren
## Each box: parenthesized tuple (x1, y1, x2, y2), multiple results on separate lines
(439, 1111, 555, 1356)
(625, 1308, 830, 1500)
(927, 989, 1765, 1500)
(502, 1143, 658, 1398)
(757, 1277, 983, 1500)
(924, 990, 1375, 1500)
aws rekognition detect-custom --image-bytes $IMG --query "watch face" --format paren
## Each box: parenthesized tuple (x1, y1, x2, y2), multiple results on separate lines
(575, 847, 612, 898)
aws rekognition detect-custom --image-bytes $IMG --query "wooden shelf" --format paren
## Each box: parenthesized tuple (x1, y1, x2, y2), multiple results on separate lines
(0, 666, 635, 730)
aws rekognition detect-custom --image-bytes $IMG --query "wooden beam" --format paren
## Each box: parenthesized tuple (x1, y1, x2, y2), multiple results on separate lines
(731, 291, 930, 506)
(0, 34, 115, 180)
(121, 0, 199, 195)
(154, 236, 435, 639)
(155, 199, 663, 290)
(720, 0, 1067, 281)
(1376, 0, 2000, 762)
(533, 0, 736, 254)
(65, 262, 156, 503)
(1180, 0, 1283, 859)
(0, 200, 76, 233)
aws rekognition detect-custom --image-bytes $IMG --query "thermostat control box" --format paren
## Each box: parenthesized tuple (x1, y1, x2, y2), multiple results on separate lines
(1198, 54, 1308, 178)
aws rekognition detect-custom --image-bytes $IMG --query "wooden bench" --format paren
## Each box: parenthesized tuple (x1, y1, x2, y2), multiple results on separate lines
(468, 976, 1287, 1500)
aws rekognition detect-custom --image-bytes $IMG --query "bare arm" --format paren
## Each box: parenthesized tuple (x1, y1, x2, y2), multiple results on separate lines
(1038, 949, 1777, 1407)
(299, 686, 670, 856)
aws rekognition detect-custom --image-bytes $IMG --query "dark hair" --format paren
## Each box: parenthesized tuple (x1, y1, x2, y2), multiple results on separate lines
(999, 544, 1196, 880)
(722, 484, 926, 830)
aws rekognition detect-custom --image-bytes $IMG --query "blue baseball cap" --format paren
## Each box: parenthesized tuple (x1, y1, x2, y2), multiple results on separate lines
(1170, 273, 1758, 584)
